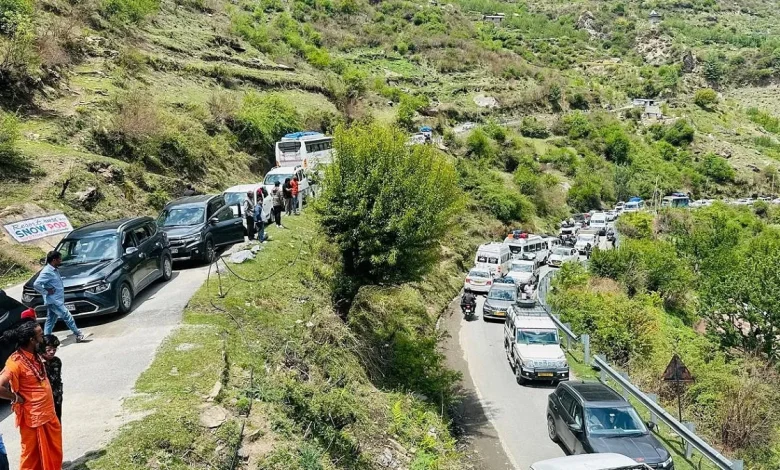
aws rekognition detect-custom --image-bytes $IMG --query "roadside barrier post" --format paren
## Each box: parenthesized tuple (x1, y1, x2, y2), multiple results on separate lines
(563, 323, 571, 350)
(647, 393, 659, 426)
(619, 372, 630, 400)
(732, 460, 743, 470)
(581, 334, 590, 366)
(684, 422, 695, 458)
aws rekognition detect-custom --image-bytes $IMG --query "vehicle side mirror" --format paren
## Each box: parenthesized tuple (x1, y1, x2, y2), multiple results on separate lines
(209, 217, 219, 225)
(646, 421, 657, 432)
(568, 422, 583, 433)
(124, 247, 138, 256)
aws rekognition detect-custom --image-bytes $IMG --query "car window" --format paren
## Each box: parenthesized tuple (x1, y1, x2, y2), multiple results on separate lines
(558, 390, 574, 419)
(132, 226, 151, 245)
(216, 206, 234, 222)
(569, 401, 583, 428)
(122, 231, 137, 250)
(144, 222, 157, 237)
(207, 200, 221, 218)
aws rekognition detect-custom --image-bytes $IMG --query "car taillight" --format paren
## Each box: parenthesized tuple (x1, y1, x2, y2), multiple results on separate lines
(465, 278, 471, 283)
(486, 280, 492, 285)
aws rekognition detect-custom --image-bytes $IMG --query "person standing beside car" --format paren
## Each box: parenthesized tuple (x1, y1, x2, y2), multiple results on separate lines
(253, 188, 268, 243)
(272, 181, 285, 228)
(242, 190, 256, 241)
(291, 176, 300, 215)
(33, 251, 89, 343)
(283, 178, 293, 216)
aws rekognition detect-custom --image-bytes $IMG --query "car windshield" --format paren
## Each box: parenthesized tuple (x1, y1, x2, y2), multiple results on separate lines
(488, 287, 516, 301)
(516, 329, 558, 345)
(468, 270, 490, 278)
(58, 234, 119, 264)
(585, 406, 648, 436)
(552, 248, 571, 256)
(224, 192, 249, 207)
(264, 173, 293, 186)
(511, 263, 534, 273)
(158, 207, 204, 227)
(578, 235, 594, 242)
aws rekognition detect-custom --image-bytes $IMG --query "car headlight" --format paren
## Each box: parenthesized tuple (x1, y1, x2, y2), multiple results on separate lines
(483, 303, 495, 312)
(556, 359, 568, 369)
(523, 360, 536, 369)
(86, 281, 110, 294)
(182, 234, 202, 244)
(659, 456, 673, 468)
(22, 293, 33, 303)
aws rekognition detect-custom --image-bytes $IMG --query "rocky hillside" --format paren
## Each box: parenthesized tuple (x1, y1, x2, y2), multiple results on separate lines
(3, 0, 780, 280)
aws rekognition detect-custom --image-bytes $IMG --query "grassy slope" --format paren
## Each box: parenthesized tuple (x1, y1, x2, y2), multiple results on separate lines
(76, 210, 501, 469)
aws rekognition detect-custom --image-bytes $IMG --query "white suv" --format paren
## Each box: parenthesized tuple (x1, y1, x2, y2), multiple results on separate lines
(503, 306, 569, 385)
(531, 453, 652, 470)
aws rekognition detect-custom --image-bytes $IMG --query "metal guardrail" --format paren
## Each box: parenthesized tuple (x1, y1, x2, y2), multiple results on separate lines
(537, 269, 744, 470)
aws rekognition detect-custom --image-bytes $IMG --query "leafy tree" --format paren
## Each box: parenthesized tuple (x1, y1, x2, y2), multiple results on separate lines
(520, 116, 549, 138)
(703, 54, 724, 84)
(316, 123, 462, 302)
(615, 211, 654, 240)
(0, 111, 33, 180)
(663, 120, 695, 146)
(694, 88, 718, 109)
(568, 92, 589, 110)
(602, 125, 631, 164)
(396, 94, 426, 131)
(698, 153, 735, 183)
(560, 111, 592, 139)
(233, 93, 301, 165)
(567, 174, 604, 212)
(465, 128, 495, 160)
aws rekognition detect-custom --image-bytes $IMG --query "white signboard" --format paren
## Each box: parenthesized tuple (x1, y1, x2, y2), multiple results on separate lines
(3, 214, 73, 243)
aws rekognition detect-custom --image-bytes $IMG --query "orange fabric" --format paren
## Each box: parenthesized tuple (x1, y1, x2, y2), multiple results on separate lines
(1, 351, 57, 429)
(291, 180, 299, 196)
(19, 419, 62, 470)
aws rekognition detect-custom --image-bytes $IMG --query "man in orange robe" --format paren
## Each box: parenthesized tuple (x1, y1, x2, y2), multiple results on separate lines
(0, 320, 62, 470)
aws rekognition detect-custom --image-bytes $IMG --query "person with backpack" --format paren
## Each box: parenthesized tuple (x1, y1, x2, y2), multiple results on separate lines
(271, 181, 285, 228)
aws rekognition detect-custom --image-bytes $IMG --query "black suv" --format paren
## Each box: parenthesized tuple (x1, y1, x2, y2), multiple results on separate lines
(157, 194, 245, 263)
(0, 290, 26, 364)
(22, 217, 172, 319)
(547, 382, 674, 469)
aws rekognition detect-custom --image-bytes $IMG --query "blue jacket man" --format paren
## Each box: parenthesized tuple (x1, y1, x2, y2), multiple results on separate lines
(33, 251, 90, 342)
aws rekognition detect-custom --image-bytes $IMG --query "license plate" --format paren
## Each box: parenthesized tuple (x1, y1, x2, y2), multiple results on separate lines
(538, 372, 554, 377)
(171, 248, 179, 254)
(65, 303, 76, 312)
(495, 311, 506, 317)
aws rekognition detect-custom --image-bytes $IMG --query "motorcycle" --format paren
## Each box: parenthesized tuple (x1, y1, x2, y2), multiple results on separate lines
(461, 302, 476, 320)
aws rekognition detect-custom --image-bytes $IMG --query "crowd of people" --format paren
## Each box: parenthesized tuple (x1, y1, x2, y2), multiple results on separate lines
(241, 175, 307, 243)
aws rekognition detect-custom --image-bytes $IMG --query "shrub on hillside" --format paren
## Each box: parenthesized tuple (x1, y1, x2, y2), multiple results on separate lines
(519, 116, 549, 138)
(655, 120, 695, 146)
(233, 93, 301, 163)
(100, 0, 160, 23)
(601, 125, 631, 164)
(465, 128, 496, 160)
(559, 111, 592, 139)
(694, 88, 718, 109)
(0, 111, 34, 180)
(396, 94, 427, 131)
(316, 123, 462, 291)
(698, 153, 735, 183)
(615, 211, 654, 240)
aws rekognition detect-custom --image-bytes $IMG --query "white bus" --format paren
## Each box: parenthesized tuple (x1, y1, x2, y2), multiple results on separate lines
(275, 132, 333, 169)
(661, 194, 690, 208)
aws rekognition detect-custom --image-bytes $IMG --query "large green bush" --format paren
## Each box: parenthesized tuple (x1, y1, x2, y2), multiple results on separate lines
(698, 153, 735, 183)
(615, 211, 654, 239)
(0, 111, 34, 180)
(233, 93, 301, 165)
(316, 123, 462, 290)
(100, 0, 160, 23)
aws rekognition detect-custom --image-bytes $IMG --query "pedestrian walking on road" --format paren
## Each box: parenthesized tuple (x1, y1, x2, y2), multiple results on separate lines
(271, 181, 284, 228)
(0, 320, 63, 470)
(242, 191, 256, 241)
(253, 188, 268, 243)
(291, 176, 300, 215)
(283, 178, 293, 216)
(41, 335, 63, 422)
(33, 251, 90, 343)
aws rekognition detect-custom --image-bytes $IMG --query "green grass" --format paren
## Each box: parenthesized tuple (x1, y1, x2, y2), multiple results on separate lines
(78, 213, 468, 469)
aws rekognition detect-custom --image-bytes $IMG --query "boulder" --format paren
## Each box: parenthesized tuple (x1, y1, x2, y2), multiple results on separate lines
(74, 186, 102, 210)
(473, 95, 498, 108)
(199, 405, 228, 428)
(229, 250, 255, 264)
(682, 50, 697, 73)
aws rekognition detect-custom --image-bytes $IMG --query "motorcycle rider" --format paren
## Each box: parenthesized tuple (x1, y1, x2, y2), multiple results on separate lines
(461, 290, 477, 314)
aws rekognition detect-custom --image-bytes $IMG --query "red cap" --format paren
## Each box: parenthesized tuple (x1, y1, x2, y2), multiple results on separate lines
(21, 308, 36, 320)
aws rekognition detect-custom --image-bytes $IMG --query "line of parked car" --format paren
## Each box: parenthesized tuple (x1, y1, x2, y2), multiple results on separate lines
(16, 164, 315, 325)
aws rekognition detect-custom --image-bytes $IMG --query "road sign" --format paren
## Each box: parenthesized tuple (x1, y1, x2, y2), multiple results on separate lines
(662, 354, 694, 383)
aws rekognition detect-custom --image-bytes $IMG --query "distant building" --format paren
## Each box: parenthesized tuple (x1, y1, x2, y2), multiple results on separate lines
(643, 104, 663, 120)
(632, 98, 657, 107)
(649, 10, 662, 25)
(482, 13, 505, 23)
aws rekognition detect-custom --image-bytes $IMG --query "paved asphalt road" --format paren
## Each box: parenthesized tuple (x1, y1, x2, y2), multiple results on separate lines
(0, 261, 211, 466)
(449, 227, 614, 469)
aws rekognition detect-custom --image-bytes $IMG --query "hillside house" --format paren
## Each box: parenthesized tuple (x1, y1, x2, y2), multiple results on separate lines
(649, 10, 662, 25)
(643, 104, 663, 119)
(632, 98, 656, 107)
(482, 13, 505, 23)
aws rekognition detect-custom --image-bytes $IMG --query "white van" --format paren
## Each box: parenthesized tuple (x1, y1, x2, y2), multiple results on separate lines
(223, 184, 274, 228)
(474, 242, 511, 278)
(262, 166, 311, 205)
(503, 232, 549, 263)
(589, 212, 607, 236)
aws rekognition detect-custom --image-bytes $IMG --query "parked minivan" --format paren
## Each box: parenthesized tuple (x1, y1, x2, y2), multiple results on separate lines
(158, 195, 245, 263)
(22, 217, 172, 319)
(474, 242, 511, 278)
(503, 231, 549, 263)
(263, 166, 311, 204)
(589, 212, 608, 236)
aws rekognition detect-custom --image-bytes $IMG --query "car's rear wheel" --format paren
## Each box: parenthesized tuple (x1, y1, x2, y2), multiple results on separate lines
(547, 414, 559, 443)
(161, 255, 173, 281)
(117, 283, 133, 314)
